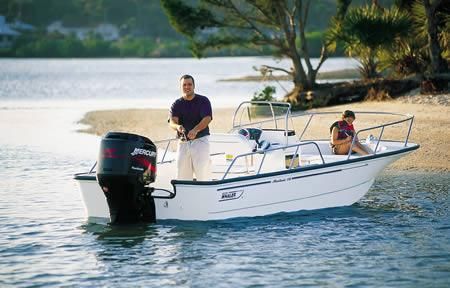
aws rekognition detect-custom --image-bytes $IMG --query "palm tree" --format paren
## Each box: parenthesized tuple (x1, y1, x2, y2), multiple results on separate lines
(328, 4, 412, 80)
(377, 0, 448, 93)
(422, 0, 448, 76)
(397, 1, 448, 75)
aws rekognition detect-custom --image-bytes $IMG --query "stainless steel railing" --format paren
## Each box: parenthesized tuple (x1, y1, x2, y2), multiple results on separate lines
(155, 109, 415, 179)
(77, 104, 415, 183)
(221, 141, 325, 180)
(348, 115, 414, 158)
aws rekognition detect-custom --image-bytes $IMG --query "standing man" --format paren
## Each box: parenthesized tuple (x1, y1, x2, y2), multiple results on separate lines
(169, 75, 212, 181)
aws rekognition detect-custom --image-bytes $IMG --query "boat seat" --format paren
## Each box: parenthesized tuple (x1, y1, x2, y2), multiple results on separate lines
(209, 133, 256, 174)
(209, 133, 255, 157)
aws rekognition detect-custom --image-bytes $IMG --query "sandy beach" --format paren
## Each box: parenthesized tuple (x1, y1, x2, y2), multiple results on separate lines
(78, 92, 450, 172)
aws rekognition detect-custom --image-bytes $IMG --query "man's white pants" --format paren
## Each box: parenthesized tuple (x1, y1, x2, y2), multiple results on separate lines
(177, 136, 211, 181)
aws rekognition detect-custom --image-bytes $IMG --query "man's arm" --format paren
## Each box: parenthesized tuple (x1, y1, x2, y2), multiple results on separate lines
(187, 116, 212, 140)
(169, 116, 185, 133)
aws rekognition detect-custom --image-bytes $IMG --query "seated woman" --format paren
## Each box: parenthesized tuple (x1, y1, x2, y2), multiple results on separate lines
(330, 110, 370, 155)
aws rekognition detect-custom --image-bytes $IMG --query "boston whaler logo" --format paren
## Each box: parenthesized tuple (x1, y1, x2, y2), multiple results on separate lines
(219, 189, 244, 202)
(130, 148, 156, 157)
(272, 176, 292, 183)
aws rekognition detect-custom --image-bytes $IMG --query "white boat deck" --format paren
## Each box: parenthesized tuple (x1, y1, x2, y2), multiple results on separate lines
(157, 130, 403, 182)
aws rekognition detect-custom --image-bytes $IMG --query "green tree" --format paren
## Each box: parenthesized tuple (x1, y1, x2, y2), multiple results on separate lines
(252, 86, 276, 101)
(380, 0, 448, 92)
(60, 35, 85, 57)
(83, 34, 117, 57)
(422, 0, 448, 76)
(328, 4, 412, 79)
(161, 0, 341, 100)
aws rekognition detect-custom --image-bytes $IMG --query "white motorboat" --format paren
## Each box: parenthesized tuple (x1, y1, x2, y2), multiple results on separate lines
(74, 101, 419, 224)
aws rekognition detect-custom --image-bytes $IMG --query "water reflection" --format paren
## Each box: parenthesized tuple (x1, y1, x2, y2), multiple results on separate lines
(79, 222, 195, 286)
(82, 223, 157, 247)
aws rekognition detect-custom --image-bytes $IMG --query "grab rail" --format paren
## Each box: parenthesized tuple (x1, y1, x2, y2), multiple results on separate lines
(232, 101, 292, 145)
(154, 137, 177, 164)
(232, 106, 415, 156)
(155, 137, 226, 164)
(296, 111, 413, 141)
(89, 162, 97, 174)
(232, 101, 291, 128)
(140, 109, 416, 181)
(222, 141, 325, 180)
(348, 115, 415, 158)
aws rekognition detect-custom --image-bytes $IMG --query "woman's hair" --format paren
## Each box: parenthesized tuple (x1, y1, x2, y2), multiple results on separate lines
(342, 110, 355, 119)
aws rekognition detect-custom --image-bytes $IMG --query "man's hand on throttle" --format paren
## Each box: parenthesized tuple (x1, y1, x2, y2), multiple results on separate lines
(187, 129, 198, 140)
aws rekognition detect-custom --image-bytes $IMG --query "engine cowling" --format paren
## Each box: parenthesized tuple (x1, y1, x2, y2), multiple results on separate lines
(96, 132, 157, 224)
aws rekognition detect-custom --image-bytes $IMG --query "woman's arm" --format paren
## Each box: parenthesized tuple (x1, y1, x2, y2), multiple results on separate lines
(330, 127, 351, 145)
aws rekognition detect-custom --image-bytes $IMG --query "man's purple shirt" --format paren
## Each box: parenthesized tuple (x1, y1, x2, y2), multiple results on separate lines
(169, 94, 212, 139)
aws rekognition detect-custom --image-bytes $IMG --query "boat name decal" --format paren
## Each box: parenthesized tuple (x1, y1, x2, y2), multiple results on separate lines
(272, 177, 292, 183)
(219, 190, 244, 202)
(130, 148, 156, 157)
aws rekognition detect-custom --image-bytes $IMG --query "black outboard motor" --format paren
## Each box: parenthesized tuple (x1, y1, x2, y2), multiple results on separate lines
(96, 132, 157, 224)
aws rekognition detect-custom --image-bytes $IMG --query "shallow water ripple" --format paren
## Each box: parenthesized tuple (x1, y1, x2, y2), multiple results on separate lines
(1, 146, 449, 287)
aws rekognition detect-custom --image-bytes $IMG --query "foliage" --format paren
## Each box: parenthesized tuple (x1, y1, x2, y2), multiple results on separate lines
(11, 32, 117, 57)
(83, 35, 118, 57)
(252, 86, 276, 102)
(114, 37, 157, 57)
(8, 33, 193, 58)
(364, 87, 392, 101)
(328, 4, 412, 79)
(379, 0, 449, 77)
(161, 0, 347, 102)
(0, 0, 347, 58)
(0, 0, 181, 38)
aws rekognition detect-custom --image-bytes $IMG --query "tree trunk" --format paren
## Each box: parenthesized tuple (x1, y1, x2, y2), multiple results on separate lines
(307, 69, 317, 90)
(290, 53, 308, 91)
(284, 82, 304, 106)
(285, 53, 322, 104)
(368, 57, 378, 79)
(423, 0, 447, 75)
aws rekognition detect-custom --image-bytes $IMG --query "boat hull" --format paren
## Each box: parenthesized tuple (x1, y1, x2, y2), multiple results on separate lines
(76, 151, 409, 223)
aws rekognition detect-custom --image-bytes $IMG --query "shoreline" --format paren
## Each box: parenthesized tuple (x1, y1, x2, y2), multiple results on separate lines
(219, 68, 360, 82)
(78, 92, 450, 172)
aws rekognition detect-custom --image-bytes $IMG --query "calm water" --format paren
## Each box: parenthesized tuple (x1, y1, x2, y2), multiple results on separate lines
(0, 58, 449, 287)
